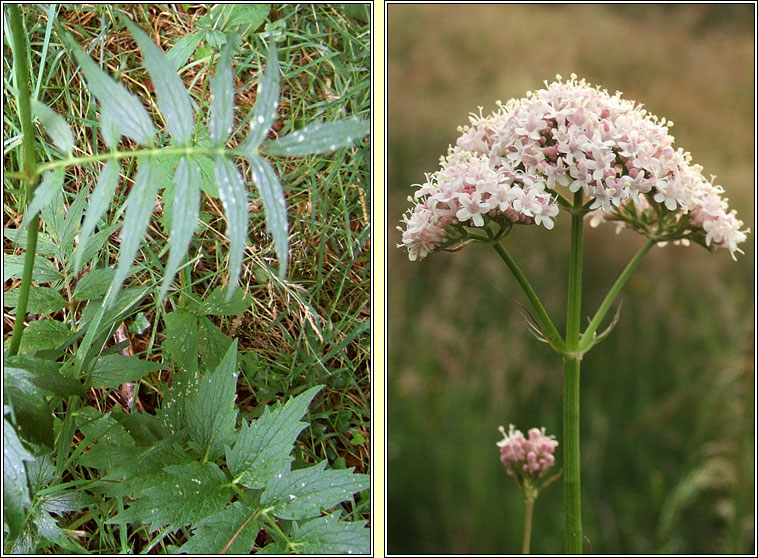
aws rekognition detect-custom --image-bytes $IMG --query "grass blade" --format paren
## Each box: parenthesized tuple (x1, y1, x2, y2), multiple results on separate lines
(241, 42, 279, 150)
(122, 17, 194, 144)
(264, 117, 369, 157)
(209, 42, 235, 145)
(75, 160, 120, 272)
(213, 156, 249, 298)
(243, 152, 288, 279)
(31, 98, 74, 155)
(107, 157, 158, 307)
(63, 32, 155, 146)
(20, 168, 65, 233)
(159, 156, 201, 300)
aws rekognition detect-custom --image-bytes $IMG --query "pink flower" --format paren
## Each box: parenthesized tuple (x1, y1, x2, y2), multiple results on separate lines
(497, 424, 558, 482)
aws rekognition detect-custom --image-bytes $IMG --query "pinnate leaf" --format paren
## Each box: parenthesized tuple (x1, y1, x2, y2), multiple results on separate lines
(75, 160, 120, 272)
(122, 17, 194, 144)
(108, 157, 159, 307)
(214, 156, 249, 298)
(73, 267, 116, 301)
(261, 460, 370, 520)
(3, 254, 62, 284)
(64, 32, 155, 146)
(244, 152, 289, 279)
(291, 512, 370, 555)
(186, 339, 239, 459)
(209, 42, 235, 145)
(3, 285, 67, 315)
(241, 42, 279, 149)
(265, 117, 369, 157)
(159, 156, 201, 300)
(227, 385, 323, 488)
(31, 99, 74, 154)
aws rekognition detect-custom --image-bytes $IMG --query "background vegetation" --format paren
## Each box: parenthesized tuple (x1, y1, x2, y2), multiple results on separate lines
(3, 4, 370, 552)
(387, 4, 753, 554)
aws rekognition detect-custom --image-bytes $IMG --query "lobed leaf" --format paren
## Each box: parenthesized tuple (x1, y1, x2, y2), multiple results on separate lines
(185, 339, 239, 459)
(291, 512, 370, 555)
(261, 460, 370, 520)
(21, 168, 65, 233)
(159, 156, 201, 301)
(64, 32, 155, 146)
(209, 42, 235, 145)
(75, 160, 120, 272)
(241, 42, 279, 149)
(31, 98, 74, 154)
(213, 156, 249, 298)
(122, 17, 194, 144)
(243, 152, 289, 279)
(108, 157, 159, 308)
(226, 385, 323, 488)
(265, 117, 369, 157)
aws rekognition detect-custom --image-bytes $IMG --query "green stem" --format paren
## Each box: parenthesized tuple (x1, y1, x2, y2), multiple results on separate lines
(522, 496, 535, 554)
(31, 145, 242, 178)
(577, 237, 656, 353)
(493, 242, 566, 351)
(7, 5, 40, 357)
(564, 191, 584, 554)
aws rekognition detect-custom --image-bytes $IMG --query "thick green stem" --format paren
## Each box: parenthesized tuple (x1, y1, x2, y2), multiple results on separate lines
(522, 496, 535, 554)
(577, 237, 656, 353)
(7, 5, 40, 357)
(563, 191, 584, 553)
(493, 242, 566, 351)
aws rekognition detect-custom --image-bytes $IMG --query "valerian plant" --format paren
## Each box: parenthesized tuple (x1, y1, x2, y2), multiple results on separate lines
(4, 5, 370, 554)
(399, 74, 748, 553)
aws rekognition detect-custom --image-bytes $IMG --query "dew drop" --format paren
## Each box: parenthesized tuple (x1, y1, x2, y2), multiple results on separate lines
(257, 115, 265, 124)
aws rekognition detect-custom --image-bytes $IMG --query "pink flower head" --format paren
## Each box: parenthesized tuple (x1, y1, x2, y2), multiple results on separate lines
(400, 75, 748, 260)
(497, 424, 558, 482)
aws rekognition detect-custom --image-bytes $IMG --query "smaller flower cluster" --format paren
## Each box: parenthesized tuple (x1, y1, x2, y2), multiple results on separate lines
(497, 424, 558, 482)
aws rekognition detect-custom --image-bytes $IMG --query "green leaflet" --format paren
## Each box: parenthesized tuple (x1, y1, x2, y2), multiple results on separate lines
(3, 254, 62, 284)
(159, 156, 201, 300)
(4, 356, 84, 398)
(75, 160, 120, 272)
(166, 33, 203, 70)
(122, 17, 194, 145)
(3, 285, 67, 315)
(3, 419, 34, 539)
(21, 168, 64, 233)
(226, 385, 323, 488)
(265, 117, 369, 157)
(108, 157, 158, 308)
(241, 42, 279, 150)
(107, 462, 231, 532)
(180, 502, 259, 554)
(291, 512, 370, 555)
(209, 42, 235, 145)
(243, 152, 289, 279)
(64, 32, 155, 146)
(214, 156, 249, 298)
(31, 99, 74, 155)
(260, 460, 370, 520)
(73, 267, 117, 301)
(86, 354, 164, 390)
(6, 319, 73, 355)
(185, 339, 239, 459)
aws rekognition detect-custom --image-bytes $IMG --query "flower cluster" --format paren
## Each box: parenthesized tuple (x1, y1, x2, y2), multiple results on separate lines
(399, 75, 748, 261)
(497, 424, 558, 482)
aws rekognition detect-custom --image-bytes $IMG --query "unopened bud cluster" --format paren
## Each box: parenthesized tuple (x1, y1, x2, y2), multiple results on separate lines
(497, 424, 558, 482)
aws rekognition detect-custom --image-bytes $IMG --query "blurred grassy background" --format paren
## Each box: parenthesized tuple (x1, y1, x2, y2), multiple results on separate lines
(386, 4, 754, 555)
